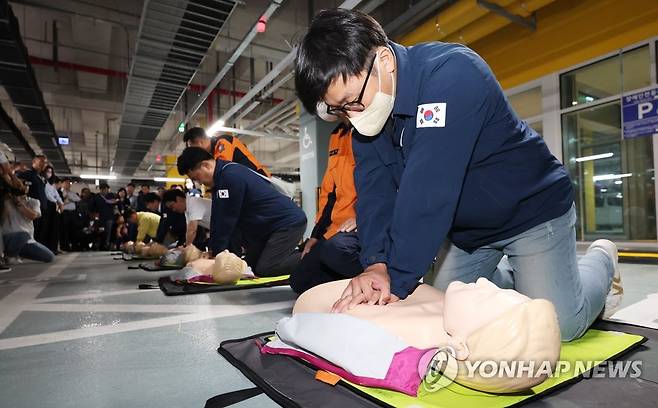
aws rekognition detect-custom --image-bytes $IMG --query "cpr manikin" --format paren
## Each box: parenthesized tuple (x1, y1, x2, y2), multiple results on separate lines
(266, 278, 560, 395)
(169, 250, 254, 284)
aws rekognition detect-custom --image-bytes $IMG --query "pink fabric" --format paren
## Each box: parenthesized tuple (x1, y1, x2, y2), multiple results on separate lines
(181, 274, 214, 284)
(261, 342, 434, 396)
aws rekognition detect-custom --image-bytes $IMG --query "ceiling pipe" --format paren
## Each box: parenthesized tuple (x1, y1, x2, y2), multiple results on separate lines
(245, 95, 297, 130)
(219, 50, 296, 123)
(182, 0, 286, 125)
(233, 71, 294, 122)
(28, 55, 283, 103)
(219, 0, 363, 131)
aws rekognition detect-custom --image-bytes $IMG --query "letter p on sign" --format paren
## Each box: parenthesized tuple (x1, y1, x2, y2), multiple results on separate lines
(639, 102, 654, 119)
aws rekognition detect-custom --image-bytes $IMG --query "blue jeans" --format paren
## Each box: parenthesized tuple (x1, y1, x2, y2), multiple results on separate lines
(429, 205, 613, 341)
(3, 231, 55, 263)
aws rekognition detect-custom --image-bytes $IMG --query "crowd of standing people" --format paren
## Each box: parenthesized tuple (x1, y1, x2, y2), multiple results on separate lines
(0, 151, 204, 271)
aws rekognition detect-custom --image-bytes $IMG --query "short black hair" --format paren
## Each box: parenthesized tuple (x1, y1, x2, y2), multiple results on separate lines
(127, 183, 135, 188)
(124, 208, 136, 219)
(182, 127, 208, 144)
(294, 8, 388, 114)
(99, 183, 110, 190)
(144, 192, 161, 204)
(177, 146, 214, 175)
(162, 189, 186, 205)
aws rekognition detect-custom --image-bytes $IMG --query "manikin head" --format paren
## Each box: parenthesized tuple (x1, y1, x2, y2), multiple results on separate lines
(186, 250, 247, 284)
(293, 278, 560, 393)
(146, 243, 168, 258)
(183, 245, 202, 263)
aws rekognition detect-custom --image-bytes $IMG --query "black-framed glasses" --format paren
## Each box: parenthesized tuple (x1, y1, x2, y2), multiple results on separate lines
(325, 55, 377, 116)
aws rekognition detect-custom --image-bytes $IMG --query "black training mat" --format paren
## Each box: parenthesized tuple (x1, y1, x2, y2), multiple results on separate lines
(213, 321, 658, 408)
(157, 276, 290, 296)
(114, 254, 154, 261)
(137, 262, 182, 272)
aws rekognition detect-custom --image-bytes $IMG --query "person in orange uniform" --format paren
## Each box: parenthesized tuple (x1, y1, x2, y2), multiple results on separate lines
(290, 122, 362, 294)
(183, 127, 271, 177)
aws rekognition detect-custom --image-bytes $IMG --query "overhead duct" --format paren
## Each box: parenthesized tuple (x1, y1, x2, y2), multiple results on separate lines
(0, 1, 70, 172)
(182, 0, 286, 125)
(112, 0, 237, 176)
(0, 103, 35, 163)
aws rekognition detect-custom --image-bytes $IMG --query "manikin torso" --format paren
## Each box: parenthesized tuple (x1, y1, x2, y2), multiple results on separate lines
(294, 278, 532, 353)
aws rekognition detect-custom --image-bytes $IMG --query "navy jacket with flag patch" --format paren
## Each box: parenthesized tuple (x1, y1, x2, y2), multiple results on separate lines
(353, 41, 574, 299)
(209, 160, 306, 256)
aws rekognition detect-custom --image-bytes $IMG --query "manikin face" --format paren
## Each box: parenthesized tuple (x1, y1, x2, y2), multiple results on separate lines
(322, 47, 396, 119)
(443, 278, 530, 342)
(187, 160, 215, 188)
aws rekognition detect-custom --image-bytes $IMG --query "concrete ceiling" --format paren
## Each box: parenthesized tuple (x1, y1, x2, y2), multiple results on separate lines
(1, 0, 413, 178)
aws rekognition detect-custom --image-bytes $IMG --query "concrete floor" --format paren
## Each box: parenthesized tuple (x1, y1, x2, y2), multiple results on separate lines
(0, 252, 656, 408)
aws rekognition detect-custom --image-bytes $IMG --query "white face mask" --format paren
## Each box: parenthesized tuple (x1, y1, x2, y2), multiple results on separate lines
(349, 50, 395, 136)
(316, 101, 338, 122)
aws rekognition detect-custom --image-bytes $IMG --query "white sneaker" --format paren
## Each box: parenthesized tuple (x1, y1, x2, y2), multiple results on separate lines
(587, 239, 622, 319)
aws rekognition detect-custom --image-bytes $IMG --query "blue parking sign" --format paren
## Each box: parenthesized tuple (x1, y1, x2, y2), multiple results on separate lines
(622, 87, 658, 139)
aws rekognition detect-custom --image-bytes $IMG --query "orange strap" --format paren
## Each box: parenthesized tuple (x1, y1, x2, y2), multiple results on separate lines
(315, 370, 341, 386)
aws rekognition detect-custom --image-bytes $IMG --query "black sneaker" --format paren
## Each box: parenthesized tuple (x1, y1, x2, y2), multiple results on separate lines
(0, 261, 11, 272)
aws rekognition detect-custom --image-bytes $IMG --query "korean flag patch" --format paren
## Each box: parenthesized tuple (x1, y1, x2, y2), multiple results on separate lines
(217, 189, 229, 199)
(417, 103, 446, 128)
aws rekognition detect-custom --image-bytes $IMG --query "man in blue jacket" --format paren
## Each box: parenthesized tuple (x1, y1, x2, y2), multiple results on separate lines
(177, 147, 306, 277)
(294, 9, 622, 341)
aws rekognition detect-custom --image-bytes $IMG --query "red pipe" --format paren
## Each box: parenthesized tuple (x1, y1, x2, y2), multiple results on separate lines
(29, 56, 283, 103)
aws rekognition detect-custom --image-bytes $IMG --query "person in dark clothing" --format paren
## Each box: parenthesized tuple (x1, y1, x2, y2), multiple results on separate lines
(154, 208, 187, 246)
(136, 184, 150, 212)
(115, 188, 131, 215)
(16, 155, 47, 245)
(143, 192, 161, 215)
(42, 166, 62, 253)
(92, 183, 117, 251)
(75, 188, 94, 250)
(178, 147, 306, 277)
(295, 10, 620, 342)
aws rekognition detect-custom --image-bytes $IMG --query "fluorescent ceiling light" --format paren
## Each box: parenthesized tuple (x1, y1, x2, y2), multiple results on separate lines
(592, 173, 632, 182)
(153, 177, 186, 183)
(575, 153, 613, 162)
(206, 119, 226, 136)
(80, 174, 117, 180)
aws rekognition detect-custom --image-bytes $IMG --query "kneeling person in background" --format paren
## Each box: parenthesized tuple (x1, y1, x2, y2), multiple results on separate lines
(124, 208, 161, 244)
(177, 147, 306, 277)
(291, 123, 362, 294)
